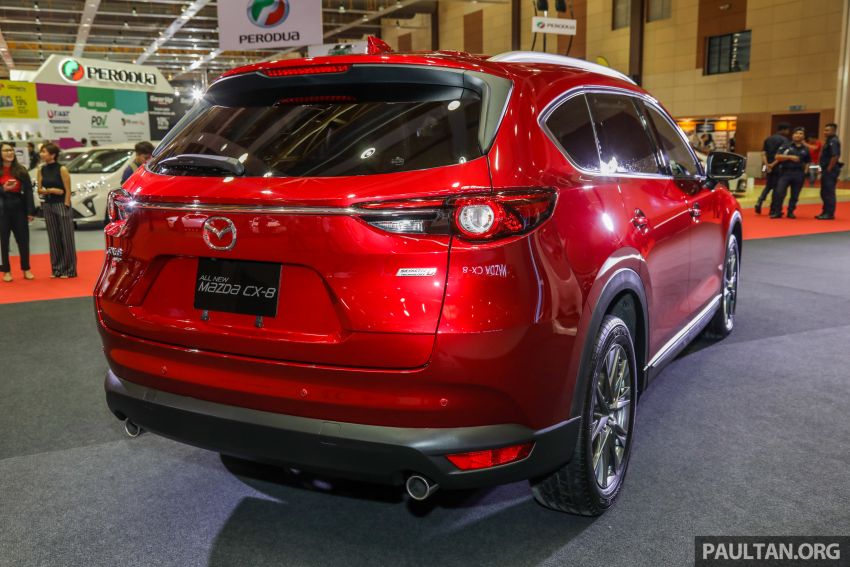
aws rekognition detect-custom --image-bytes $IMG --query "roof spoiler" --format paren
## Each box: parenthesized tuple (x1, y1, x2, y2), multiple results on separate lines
(489, 51, 636, 85)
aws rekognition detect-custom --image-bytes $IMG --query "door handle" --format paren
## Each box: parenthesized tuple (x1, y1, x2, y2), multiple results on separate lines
(631, 209, 649, 230)
(690, 203, 702, 219)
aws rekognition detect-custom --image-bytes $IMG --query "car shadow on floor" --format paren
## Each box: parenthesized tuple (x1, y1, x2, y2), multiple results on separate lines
(220, 454, 522, 514)
(208, 455, 597, 566)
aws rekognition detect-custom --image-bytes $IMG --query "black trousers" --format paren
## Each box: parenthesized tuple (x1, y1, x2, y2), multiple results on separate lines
(757, 168, 781, 203)
(820, 169, 839, 216)
(43, 202, 77, 277)
(771, 171, 805, 216)
(0, 197, 30, 272)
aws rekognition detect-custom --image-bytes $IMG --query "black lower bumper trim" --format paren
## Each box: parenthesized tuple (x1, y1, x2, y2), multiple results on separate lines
(105, 371, 580, 489)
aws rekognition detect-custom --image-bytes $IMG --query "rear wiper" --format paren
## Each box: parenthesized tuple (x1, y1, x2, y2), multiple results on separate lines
(157, 154, 246, 176)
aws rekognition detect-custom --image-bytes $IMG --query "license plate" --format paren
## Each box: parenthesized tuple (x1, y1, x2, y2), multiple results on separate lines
(194, 258, 281, 317)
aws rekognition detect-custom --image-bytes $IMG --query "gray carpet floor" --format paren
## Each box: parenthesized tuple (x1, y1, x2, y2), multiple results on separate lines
(1, 232, 849, 567)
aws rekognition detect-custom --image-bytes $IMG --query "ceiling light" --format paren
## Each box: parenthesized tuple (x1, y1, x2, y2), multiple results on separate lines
(132, 7, 137, 16)
(33, 1, 39, 10)
(338, 4, 345, 13)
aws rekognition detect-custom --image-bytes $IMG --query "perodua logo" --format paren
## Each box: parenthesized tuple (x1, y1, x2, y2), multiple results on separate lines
(247, 0, 290, 28)
(203, 217, 237, 251)
(59, 58, 85, 83)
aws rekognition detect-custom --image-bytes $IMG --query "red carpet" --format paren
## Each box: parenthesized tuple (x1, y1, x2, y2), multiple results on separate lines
(0, 250, 104, 305)
(741, 202, 850, 240)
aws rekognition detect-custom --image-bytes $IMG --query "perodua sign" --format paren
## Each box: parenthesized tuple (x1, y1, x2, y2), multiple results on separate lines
(58, 57, 158, 87)
(33, 55, 173, 93)
(217, 0, 322, 50)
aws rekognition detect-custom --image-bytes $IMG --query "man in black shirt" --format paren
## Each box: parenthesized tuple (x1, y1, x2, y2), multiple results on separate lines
(756, 123, 791, 214)
(816, 123, 842, 220)
(769, 127, 811, 219)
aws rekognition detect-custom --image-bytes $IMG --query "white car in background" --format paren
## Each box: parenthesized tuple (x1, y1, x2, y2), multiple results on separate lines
(63, 144, 137, 226)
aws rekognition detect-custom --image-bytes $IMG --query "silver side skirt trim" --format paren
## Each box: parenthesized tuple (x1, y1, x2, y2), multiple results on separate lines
(645, 294, 721, 371)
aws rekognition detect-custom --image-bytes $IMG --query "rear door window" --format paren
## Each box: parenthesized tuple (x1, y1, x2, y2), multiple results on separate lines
(643, 104, 701, 177)
(150, 90, 483, 178)
(586, 93, 661, 175)
(545, 94, 600, 171)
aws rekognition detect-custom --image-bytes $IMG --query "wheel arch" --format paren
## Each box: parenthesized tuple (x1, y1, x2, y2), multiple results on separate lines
(568, 264, 649, 419)
(730, 212, 743, 259)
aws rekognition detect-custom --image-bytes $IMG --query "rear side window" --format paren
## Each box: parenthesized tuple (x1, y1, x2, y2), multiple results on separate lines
(545, 94, 600, 171)
(149, 91, 483, 178)
(643, 104, 701, 177)
(587, 93, 660, 175)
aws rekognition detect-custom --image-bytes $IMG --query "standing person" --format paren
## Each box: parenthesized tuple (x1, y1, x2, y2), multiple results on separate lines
(805, 134, 822, 186)
(699, 132, 716, 153)
(816, 123, 842, 220)
(0, 143, 35, 282)
(121, 141, 155, 184)
(37, 143, 77, 278)
(755, 123, 791, 214)
(26, 142, 38, 170)
(769, 127, 811, 219)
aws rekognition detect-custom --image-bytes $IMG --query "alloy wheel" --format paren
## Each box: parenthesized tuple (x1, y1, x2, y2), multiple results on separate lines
(723, 241, 739, 330)
(591, 343, 632, 492)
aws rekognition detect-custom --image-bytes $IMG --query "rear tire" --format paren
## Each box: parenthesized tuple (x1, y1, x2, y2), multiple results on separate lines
(704, 234, 739, 339)
(530, 315, 637, 515)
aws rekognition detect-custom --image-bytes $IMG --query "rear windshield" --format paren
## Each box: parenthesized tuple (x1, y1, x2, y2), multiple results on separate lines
(148, 90, 484, 178)
(66, 149, 132, 174)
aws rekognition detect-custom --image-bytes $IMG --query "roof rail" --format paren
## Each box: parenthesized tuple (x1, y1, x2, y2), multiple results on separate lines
(489, 51, 636, 85)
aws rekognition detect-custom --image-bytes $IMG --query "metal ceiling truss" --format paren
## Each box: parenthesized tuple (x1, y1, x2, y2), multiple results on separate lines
(0, 0, 442, 79)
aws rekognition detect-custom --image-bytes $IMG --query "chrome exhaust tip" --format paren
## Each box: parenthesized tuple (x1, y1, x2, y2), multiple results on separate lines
(405, 474, 439, 501)
(124, 419, 143, 438)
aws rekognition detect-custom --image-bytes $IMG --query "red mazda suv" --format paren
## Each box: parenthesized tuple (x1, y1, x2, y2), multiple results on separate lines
(96, 47, 744, 515)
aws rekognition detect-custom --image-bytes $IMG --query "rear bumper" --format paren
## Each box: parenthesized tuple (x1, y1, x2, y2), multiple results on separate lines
(105, 370, 580, 489)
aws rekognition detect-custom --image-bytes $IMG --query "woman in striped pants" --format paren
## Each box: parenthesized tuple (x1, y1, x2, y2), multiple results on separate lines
(37, 143, 77, 278)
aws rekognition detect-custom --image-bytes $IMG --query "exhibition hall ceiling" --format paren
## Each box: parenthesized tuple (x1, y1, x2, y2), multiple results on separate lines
(0, 0, 445, 80)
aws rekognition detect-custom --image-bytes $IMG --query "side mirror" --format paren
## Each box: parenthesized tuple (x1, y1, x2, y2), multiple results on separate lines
(706, 151, 746, 181)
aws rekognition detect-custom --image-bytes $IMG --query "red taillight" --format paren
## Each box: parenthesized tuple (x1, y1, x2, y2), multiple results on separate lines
(452, 197, 506, 239)
(106, 188, 133, 223)
(261, 64, 350, 78)
(446, 442, 534, 470)
(357, 188, 556, 240)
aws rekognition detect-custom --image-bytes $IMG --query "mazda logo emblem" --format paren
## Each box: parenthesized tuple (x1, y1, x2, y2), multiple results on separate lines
(202, 217, 237, 251)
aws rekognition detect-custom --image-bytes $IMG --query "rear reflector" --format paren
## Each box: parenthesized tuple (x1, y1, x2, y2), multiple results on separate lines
(262, 64, 351, 77)
(446, 442, 534, 470)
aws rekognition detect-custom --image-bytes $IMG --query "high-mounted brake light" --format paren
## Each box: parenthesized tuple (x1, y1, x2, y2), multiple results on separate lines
(276, 95, 357, 105)
(446, 442, 534, 470)
(261, 64, 350, 78)
(357, 188, 556, 241)
(107, 188, 133, 223)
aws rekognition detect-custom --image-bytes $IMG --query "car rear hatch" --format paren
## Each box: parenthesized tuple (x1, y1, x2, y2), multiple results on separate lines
(97, 62, 512, 369)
